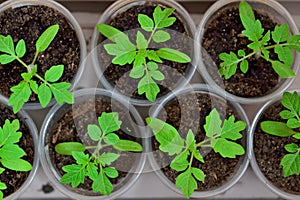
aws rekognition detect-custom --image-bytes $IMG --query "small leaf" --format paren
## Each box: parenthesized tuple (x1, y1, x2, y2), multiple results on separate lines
(104, 167, 118, 178)
(191, 167, 205, 182)
(0, 119, 21, 146)
(55, 142, 85, 155)
(97, 24, 126, 43)
(21, 72, 32, 82)
(149, 70, 165, 81)
(146, 118, 184, 155)
(112, 51, 136, 66)
(240, 60, 249, 73)
(0, 54, 15, 64)
(45, 65, 64, 82)
(213, 138, 245, 158)
(170, 151, 189, 172)
(98, 152, 120, 166)
(136, 31, 148, 50)
(87, 124, 102, 141)
(0, 35, 15, 55)
(157, 48, 191, 63)
(280, 110, 296, 119)
(238, 50, 245, 57)
(287, 35, 300, 51)
(1, 158, 32, 171)
(204, 108, 222, 137)
(38, 84, 52, 108)
(138, 14, 154, 32)
(176, 169, 197, 198)
(221, 116, 245, 140)
(103, 133, 120, 145)
(16, 39, 26, 58)
(138, 74, 160, 102)
(130, 65, 145, 79)
(186, 130, 195, 149)
(271, 61, 295, 78)
(272, 24, 290, 43)
(261, 31, 271, 45)
(8, 81, 32, 113)
(0, 144, 25, 159)
(61, 164, 86, 188)
(36, 24, 59, 53)
(287, 118, 300, 129)
(153, 30, 171, 43)
(192, 150, 204, 163)
(285, 143, 299, 153)
(147, 62, 158, 71)
(262, 48, 270, 61)
(113, 140, 142, 152)
(133, 51, 147, 68)
(280, 153, 300, 177)
(153, 7, 176, 29)
(274, 45, 293, 66)
(261, 121, 297, 137)
(72, 151, 89, 165)
(50, 82, 74, 105)
(281, 92, 300, 116)
(92, 172, 113, 195)
(0, 182, 6, 190)
(98, 112, 121, 135)
(87, 163, 98, 181)
(147, 50, 162, 63)
(247, 41, 261, 50)
(293, 133, 300, 139)
(219, 52, 239, 79)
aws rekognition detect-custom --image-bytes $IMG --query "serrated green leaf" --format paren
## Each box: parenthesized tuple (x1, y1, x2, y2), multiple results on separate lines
(272, 24, 290, 43)
(221, 116, 245, 140)
(287, 118, 300, 129)
(88, 124, 102, 141)
(149, 70, 165, 81)
(261, 121, 297, 137)
(136, 31, 148, 50)
(186, 130, 195, 149)
(92, 172, 113, 195)
(112, 51, 136, 66)
(280, 152, 300, 177)
(0, 119, 21, 146)
(138, 14, 154, 32)
(16, 39, 26, 58)
(98, 112, 121, 135)
(153, 30, 171, 43)
(29, 80, 38, 94)
(113, 140, 142, 152)
(8, 81, 32, 113)
(280, 110, 296, 119)
(293, 133, 300, 139)
(38, 84, 52, 108)
(97, 24, 126, 43)
(1, 158, 32, 171)
(204, 108, 222, 137)
(191, 167, 205, 182)
(176, 169, 197, 198)
(138, 74, 160, 102)
(274, 45, 293, 66)
(98, 152, 120, 166)
(55, 142, 85, 155)
(36, 24, 59, 53)
(130, 65, 145, 79)
(192, 150, 204, 163)
(271, 61, 295, 78)
(247, 41, 261, 50)
(262, 31, 271, 45)
(0, 144, 25, 159)
(103, 133, 120, 145)
(0, 54, 15, 64)
(262, 48, 270, 61)
(170, 151, 189, 172)
(219, 52, 239, 79)
(104, 167, 118, 178)
(87, 162, 98, 181)
(147, 50, 162, 63)
(50, 82, 73, 105)
(72, 151, 89, 165)
(21, 73, 32, 82)
(0, 35, 14, 55)
(147, 62, 158, 71)
(287, 35, 300, 51)
(285, 143, 299, 153)
(153, 6, 176, 29)
(45, 65, 64, 82)
(61, 164, 86, 188)
(157, 48, 190, 63)
(281, 92, 300, 116)
(213, 138, 245, 158)
(146, 118, 184, 155)
(240, 60, 249, 73)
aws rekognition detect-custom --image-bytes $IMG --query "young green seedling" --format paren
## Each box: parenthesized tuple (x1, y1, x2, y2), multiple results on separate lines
(261, 91, 300, 177)
(55, 112, 142, 196)
(0, 24, 74, 113)
(0, 119, 33, 199)
(146, 108, 246, 198)
(219, 1, 300, 79)
(97, 6, 191, 102)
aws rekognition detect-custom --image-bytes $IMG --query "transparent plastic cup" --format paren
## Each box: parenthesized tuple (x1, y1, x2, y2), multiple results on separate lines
(39, 88, 147, 200)
(196, 0, 300, 104)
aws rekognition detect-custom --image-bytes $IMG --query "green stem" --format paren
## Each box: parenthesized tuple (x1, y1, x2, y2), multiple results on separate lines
(32, 51, 39, 65)
(15, 57, 31, 72)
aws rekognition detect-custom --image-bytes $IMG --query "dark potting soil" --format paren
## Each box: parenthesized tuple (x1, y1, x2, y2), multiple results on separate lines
(254, 101, 300, 194)
(0, 5, 80, 102)
(202, 6, 279, 98)
(98, 3, 193, 100)
(47, 95, 142, 196)
(0, 103, 34, 198)
(152, 92, 247, 191)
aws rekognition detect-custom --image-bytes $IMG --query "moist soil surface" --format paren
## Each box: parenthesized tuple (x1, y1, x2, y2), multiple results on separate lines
(98, 3, 193, 101)
(152, 92, 247, 191)
(0, 5, 80, 102)
(0, 103, 34, 198)
(254, 101, 300, 194)
(202, 6, 279, 98)
(47, 95, 142, 196)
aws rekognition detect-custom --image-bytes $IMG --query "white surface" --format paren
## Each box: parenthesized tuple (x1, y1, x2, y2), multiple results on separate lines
(19, 3, 300, 199)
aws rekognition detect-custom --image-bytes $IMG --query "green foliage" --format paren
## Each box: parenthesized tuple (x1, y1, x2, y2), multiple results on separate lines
(0, 24, 74, 113)
(218, 1, 300, 79)
(55, 112, 142, 196)
(97, 6, 191, 102)
(261, 91, 300, 177)
(146, 108, 246, 198)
